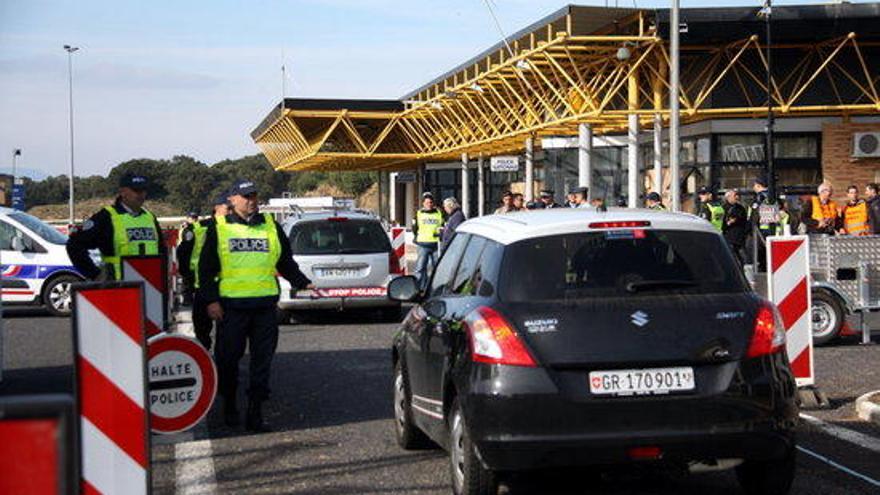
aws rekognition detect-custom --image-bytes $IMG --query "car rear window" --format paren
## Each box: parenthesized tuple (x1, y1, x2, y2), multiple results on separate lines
(288, 219, 391, 255)
(499, 229, 747, 302)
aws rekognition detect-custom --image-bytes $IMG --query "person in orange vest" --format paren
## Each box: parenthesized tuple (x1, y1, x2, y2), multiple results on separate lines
(839, 185, 870, 236)
(801, 183, 841, 235)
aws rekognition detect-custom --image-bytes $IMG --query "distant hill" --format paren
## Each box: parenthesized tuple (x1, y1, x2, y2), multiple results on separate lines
(28, 197, 183, 221)
(0, 167, 50, 180)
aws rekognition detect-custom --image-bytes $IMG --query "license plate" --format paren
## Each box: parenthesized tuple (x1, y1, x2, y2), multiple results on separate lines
(318, 268, 361, 278)
(589, 367, 695, 396)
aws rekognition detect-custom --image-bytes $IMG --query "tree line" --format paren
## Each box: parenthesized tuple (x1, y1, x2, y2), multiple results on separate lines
(22, 154, 377, 214)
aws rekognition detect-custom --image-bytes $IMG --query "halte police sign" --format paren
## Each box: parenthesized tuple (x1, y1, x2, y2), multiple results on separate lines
(147, 334, 216, 434)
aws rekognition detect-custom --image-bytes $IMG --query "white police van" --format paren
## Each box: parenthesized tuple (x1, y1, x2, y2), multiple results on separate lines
(0, 207, 85, 316)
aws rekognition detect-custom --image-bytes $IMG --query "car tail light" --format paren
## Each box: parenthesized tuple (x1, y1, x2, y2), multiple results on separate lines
(327, 217, 348, 222)
(589, 221, 651, 229)
(465, 307, 536, 367)
(746, 303, 786, 358)
(628, 446, 662, 460)
(388, 251, 403, 275)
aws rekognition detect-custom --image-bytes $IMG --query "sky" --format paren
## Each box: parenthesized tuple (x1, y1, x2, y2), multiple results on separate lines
(0, 0, 868, 178)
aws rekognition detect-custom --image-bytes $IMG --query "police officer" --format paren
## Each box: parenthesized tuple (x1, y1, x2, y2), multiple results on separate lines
(749, 177, 780, 270)
(539, 189, 564, 209)
(67, 173, 165, 280)
(176, 191, 230, 350)
(198, 180, 313, 431)
(696, 187, 724, 231)
(412, 192, 444, 284)
(645, 192, 666, 210)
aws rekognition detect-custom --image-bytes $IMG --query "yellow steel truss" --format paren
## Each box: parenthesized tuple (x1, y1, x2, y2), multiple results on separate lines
(253, 12, 880, 172)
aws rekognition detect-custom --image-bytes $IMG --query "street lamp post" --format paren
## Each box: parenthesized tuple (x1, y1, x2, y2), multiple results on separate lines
(762, 1, 776, 200)
(12, 149, 21, 182)
(64, 45, 79, 226)
(669, 0, 681, 212)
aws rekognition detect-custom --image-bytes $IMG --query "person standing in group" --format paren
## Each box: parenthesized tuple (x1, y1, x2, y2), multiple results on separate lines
(539, 189, 564, 209)
(198, 180, 313, 432)
(801, 182, 840, 235)
(839, 185, 870, 236)
(749, 177, 781, 240)
(412, 192, 444, 284)
(722, 190, 748, 265)
(66, 173, 166, 281)
(512, 193, 525, 211)
(440, 197, 466, 251)
(494, 191, 516, 214)
(176, 191, 230, 350)
(565, 191, 578, 207)
(696, 187, 724, 231)
(645, 192, 666, 210)
(866, 183, 880, 234)
(568, 187, 590, 208)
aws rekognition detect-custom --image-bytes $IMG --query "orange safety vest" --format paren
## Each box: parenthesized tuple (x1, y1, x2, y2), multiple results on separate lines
(843, 201, 870, 236)
(810, 196, 839, 224)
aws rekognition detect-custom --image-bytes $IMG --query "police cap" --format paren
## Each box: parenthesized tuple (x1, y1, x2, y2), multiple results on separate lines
(646, 192, 662, 202)
(119, 173, 149, 190)
(229, 180, 258, 197)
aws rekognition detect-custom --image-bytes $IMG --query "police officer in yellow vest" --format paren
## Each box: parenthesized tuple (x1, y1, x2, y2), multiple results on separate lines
(176, 191, 230, 350)
(412, 192, 445, 284)
(696, 187, 725, 231)
(198, 180, 313, 431)
(67, 173, 166, 281)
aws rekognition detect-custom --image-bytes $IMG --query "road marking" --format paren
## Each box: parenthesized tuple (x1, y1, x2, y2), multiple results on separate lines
(174, 423, 216, 495)
(799, 413, 880, 454)
(797, 446, 880, 488)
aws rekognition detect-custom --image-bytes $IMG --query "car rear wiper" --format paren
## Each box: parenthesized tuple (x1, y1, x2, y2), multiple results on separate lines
(625, 280, 697, 293)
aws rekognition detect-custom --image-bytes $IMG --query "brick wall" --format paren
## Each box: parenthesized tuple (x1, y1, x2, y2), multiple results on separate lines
(822, 122, 880, 203)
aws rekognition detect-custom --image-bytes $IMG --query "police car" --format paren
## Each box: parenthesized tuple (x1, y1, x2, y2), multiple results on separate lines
(277, 209, 404, 322)
(390, 208, 798, 495)
(0, 207, 86, 316)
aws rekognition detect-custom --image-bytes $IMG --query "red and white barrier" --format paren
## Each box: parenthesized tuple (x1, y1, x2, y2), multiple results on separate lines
(73, 283, 150, 495)
(767, 236, 814, 387)
(121, 256, 168, 337)
(391, 227, 406, 275)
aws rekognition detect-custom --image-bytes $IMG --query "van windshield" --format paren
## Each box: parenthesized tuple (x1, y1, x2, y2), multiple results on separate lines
(499, 229, 747, 302)
(289, 219, 391, 255)
(9, 212, 68, 245)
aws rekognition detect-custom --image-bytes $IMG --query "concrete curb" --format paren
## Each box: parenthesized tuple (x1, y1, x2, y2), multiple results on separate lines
(855, 390, 880, 426)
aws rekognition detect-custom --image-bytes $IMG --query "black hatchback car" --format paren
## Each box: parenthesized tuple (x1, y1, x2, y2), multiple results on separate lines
(389, 209, 799, 495)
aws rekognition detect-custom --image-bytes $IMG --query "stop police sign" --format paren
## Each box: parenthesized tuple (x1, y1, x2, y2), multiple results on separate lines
(147, 334, 217, 434)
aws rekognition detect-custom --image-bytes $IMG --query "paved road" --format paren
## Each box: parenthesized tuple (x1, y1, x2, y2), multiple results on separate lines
(2, 308, 879, 494)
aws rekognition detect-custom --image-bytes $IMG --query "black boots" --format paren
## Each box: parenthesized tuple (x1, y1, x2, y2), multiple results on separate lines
(246, 400, 270, 432)
(223, 396, 240, 427)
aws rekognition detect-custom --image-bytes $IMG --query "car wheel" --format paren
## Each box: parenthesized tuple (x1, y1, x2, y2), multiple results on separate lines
(811, 291, 843, 346)
(450, 397, 498, 495)
(43, 274, 79, 317)
(735, 445, 796, 495)
(393, 361, 431, 450)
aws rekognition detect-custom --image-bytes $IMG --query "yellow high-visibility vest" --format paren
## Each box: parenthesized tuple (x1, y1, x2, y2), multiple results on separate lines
(216, 213, 281, 299)
(415, 210, 444, 244)
(103, 206, 160, 279)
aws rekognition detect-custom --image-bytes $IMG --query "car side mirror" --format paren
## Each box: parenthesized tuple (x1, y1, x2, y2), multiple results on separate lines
(388, 275, 421, 302)
(10, 235, 25, 252)
(424, 299, 447, 320)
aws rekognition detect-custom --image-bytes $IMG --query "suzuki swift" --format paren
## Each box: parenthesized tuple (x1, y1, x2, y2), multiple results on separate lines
(389, 208, 798, 495)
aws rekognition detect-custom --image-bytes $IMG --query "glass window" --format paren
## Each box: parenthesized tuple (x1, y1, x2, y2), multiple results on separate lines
(429, 233, 469, 297)
(499, 230, 746, 302)
(289, 219, 391, 255)
(774, 136, 818, 158)
(717, 135, 765, 162)
(451, 236, 487, 295)
(9, 212, 67, 245)
(0, 221, 16, 250)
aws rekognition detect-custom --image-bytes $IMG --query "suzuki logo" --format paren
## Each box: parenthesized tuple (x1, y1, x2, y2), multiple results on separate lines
(630, 310, 650, 327)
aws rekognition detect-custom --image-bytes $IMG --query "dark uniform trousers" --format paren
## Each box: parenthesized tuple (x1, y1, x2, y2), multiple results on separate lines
(215, 303, 279, 402)
(192, 292, 214, 350)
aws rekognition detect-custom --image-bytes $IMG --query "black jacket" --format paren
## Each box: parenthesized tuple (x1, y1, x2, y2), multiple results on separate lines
(440, 209, 466, 247)
(66, 197, 167, 280)
(197, 211, 310, 309)
(867, 196, 880, 234)
(722, 202, 748, 247)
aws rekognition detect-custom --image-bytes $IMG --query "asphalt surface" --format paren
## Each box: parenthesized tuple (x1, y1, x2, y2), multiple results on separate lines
(2, 307, 879, 495)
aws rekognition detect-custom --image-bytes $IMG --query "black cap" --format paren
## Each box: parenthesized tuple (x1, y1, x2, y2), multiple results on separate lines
(569, 186, 588, 196)
(187, 210, 199, 218)
(421, 191, 434, 199)
(213, 190, 229, 206)
(539, 189, 554, 198)
(229, 179, 258, 197)
(697, 186, 712, 195)
(119, 173, 149, 190)
(753, 176, 769, 187)
(646, 192, 662, 202)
